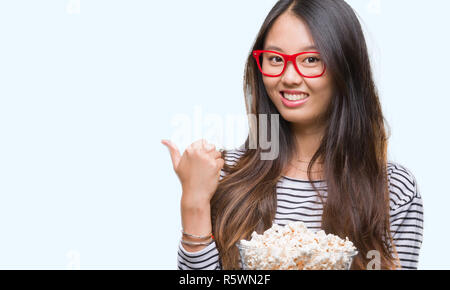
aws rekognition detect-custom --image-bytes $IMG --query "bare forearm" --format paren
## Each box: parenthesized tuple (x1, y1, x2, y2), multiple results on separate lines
(180, 196, 213, 252)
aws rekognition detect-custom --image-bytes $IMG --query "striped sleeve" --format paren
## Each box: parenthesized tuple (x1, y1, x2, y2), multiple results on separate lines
(387, 162, 424, 270)
(177, 241, 221, 270)
(177, 147, 246, 270)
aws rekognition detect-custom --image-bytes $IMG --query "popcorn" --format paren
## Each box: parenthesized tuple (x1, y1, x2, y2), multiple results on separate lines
(237, 222, 357, 270)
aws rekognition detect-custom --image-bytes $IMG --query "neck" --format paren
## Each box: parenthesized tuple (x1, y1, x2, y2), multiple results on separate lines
(290, 121, 326, 163)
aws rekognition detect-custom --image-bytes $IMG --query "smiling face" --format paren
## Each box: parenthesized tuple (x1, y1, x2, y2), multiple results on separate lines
(262, 12, 335, 128)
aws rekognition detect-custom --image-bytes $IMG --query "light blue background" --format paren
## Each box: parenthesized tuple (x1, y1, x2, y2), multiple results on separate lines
(0, 0, 448, 269)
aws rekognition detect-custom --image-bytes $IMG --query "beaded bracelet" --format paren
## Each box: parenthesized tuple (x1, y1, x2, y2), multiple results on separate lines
(181, 238, 214, 247)
(181, 229, 214, 240)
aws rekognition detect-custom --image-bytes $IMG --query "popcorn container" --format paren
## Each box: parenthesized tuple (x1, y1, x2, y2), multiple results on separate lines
(236, 242, 358, 270)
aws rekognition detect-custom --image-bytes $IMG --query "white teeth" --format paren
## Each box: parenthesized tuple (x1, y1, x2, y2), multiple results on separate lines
(283, 93, 309, 101)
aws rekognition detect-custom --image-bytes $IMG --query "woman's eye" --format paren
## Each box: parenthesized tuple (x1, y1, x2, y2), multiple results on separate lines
(305, 57, 319, 63)
(269, 56, 283, 63)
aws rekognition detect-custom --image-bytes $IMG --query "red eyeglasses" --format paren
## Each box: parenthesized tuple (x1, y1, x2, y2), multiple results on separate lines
(253, 50, 326, 78)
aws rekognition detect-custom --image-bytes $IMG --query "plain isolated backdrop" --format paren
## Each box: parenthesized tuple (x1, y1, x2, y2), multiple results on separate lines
(0, 0, 448, 269)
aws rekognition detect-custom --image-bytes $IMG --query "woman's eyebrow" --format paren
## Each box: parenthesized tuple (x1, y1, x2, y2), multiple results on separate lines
(264, 45, 317, 52)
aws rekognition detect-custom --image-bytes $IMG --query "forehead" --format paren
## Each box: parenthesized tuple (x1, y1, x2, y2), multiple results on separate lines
(264, 12, 316, 53)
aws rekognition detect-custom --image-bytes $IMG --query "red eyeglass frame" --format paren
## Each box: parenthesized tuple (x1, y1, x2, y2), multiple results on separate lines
(252, 50, 326, 78)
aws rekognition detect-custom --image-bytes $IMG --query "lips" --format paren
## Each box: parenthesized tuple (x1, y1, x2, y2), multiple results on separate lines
(280, 90, 310, 100)
(280, 90, 309, 95)
(279, 90, 310, 108)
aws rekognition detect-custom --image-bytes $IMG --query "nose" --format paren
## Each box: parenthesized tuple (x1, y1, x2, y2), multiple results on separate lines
(281, 61, 303, 85)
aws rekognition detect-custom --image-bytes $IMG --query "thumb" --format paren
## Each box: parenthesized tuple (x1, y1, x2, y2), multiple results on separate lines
(161, 139, 181, 170)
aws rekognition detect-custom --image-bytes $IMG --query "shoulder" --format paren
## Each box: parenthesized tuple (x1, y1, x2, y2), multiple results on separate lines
(222, 145, 247, 166)
(387, 161, 422, 211)
(219, 145, 247, 180)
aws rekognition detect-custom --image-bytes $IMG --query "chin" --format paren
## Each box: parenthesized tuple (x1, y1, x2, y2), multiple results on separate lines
(281, 110, 316, 124)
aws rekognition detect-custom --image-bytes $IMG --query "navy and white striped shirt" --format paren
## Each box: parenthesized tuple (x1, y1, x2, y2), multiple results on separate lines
(177, 149, 424, 270)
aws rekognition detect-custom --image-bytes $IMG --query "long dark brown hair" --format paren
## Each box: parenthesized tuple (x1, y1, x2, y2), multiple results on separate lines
(210, 0, 399, 270)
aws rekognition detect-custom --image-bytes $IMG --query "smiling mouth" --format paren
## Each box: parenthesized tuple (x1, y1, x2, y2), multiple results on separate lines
(280, 91, 310, 101)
